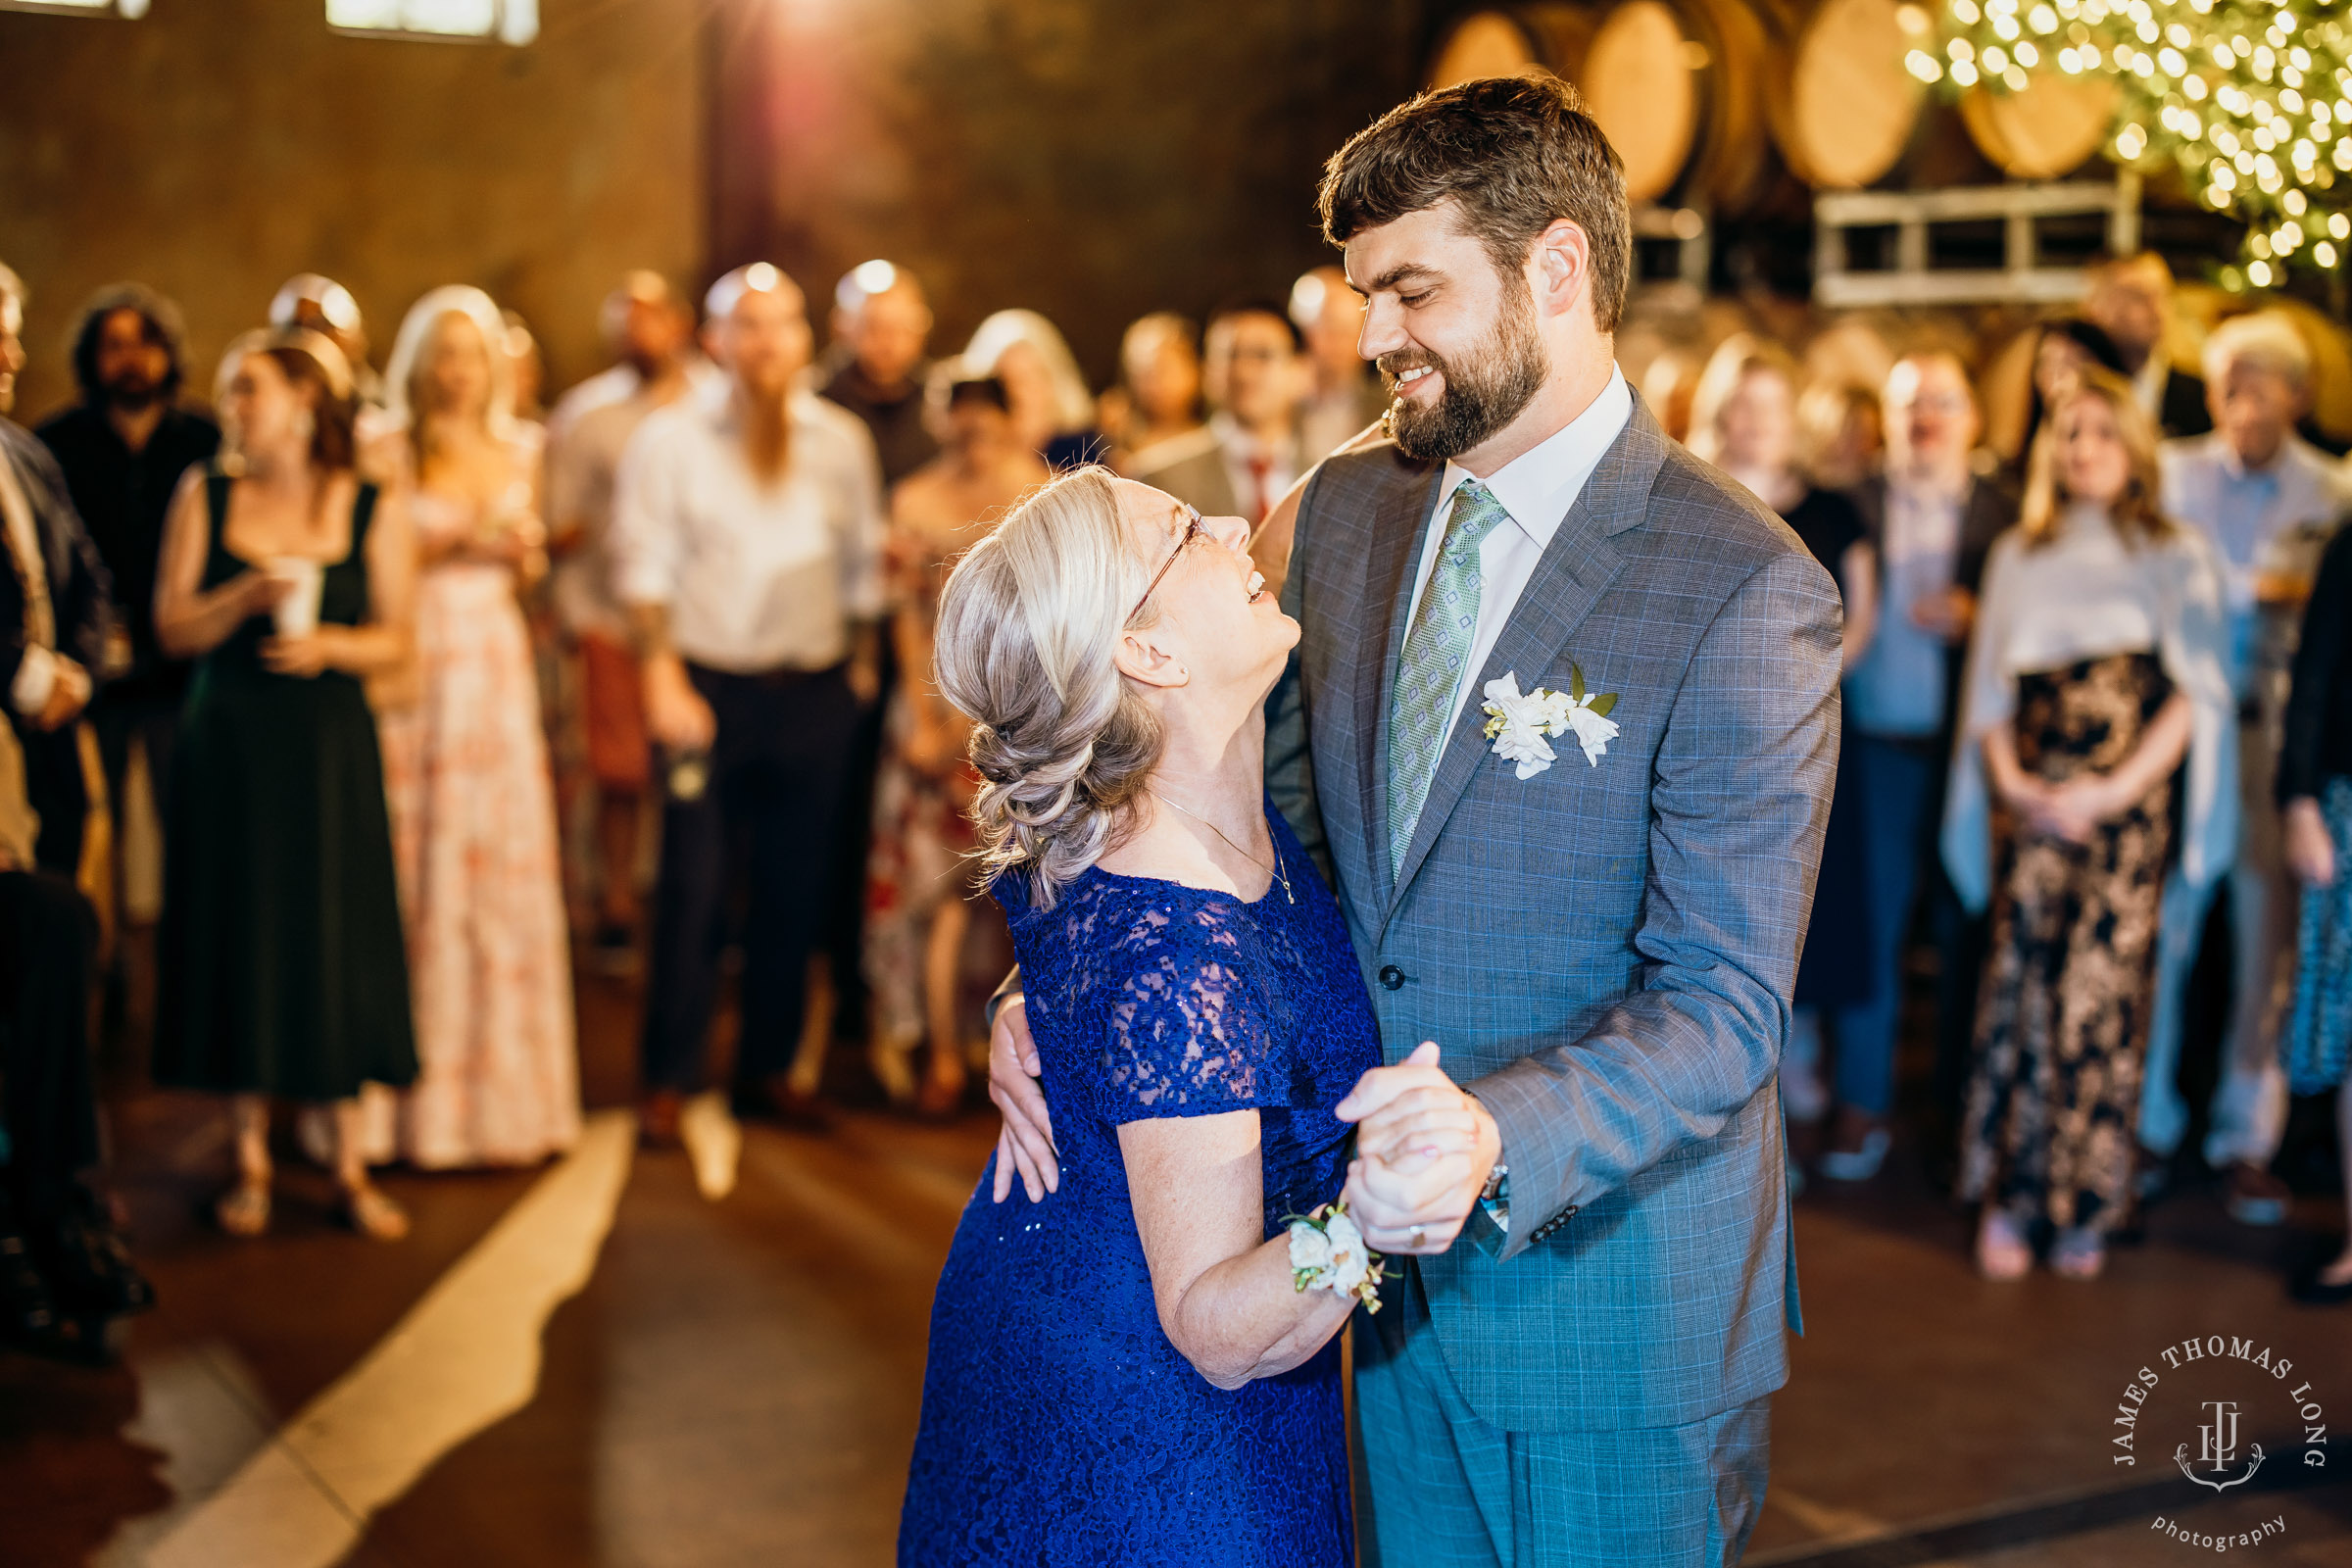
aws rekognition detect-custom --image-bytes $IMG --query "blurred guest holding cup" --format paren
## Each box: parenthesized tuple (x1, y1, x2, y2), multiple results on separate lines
(151, 327, 417, 1240)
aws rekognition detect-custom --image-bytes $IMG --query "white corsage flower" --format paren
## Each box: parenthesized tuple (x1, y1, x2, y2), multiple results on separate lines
(1324, 1207, 1372, 1293)
(1286, 1200, 1386, 1311)
(1481, 664, 1621, 775)
(1287, 1222, 1336, 1277)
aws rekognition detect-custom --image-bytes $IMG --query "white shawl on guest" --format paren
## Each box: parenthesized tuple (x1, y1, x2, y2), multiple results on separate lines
(1940, 503, 2237, 913)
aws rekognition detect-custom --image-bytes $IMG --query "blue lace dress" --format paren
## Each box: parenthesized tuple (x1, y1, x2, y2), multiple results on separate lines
(900, 800, 1380, 1567)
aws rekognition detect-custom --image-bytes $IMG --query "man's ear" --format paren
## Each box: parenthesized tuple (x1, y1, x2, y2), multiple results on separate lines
(1112, 627, 1189, 691)
(1531, 219, 1592, 322)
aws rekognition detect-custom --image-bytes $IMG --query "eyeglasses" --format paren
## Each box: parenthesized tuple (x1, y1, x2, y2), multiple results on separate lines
(1129, 503, 1203, 622)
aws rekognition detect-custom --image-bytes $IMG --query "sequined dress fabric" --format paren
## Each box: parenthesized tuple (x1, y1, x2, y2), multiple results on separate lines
(899, 799, 1379, 1567)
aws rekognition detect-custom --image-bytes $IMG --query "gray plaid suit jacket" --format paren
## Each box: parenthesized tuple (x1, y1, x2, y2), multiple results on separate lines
(1265, 393, 1840, 1434)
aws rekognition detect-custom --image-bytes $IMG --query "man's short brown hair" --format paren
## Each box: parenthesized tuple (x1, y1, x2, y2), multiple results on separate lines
(1318, 74, 1633, 334)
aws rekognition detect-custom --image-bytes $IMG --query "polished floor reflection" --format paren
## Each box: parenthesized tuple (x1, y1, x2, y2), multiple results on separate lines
(4, 956, 2349, 1567)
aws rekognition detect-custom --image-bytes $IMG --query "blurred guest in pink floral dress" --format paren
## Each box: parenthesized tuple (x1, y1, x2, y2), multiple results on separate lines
(368, 286, 580, 1168)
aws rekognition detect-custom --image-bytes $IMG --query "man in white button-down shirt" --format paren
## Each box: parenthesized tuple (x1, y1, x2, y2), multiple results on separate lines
(610, 264, 886, 1139)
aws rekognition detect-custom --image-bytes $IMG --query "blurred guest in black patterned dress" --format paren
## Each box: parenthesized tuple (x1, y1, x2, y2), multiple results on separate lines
(1942, 370, 2233, 1282)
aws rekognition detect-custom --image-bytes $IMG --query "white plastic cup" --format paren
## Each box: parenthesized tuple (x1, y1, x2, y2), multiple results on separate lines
(268, 557, 324, 640)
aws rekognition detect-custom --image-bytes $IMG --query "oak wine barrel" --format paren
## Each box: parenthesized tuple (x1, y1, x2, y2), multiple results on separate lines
(1959, 74, 2119, 179)
(1426, 1, 1774, 211)
(1765, 0, 1925, 188)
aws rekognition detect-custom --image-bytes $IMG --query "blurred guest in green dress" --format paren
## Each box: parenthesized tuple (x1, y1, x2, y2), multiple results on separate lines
(150, 327, 420, 1242)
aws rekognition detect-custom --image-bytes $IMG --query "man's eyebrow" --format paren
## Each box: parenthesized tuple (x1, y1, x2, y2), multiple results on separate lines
(1362, 262, 1442, 293)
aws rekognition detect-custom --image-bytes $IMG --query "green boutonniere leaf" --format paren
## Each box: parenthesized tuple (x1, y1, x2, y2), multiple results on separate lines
(1569, 662, 1587, 703)
(1589, 691, 1617, 718)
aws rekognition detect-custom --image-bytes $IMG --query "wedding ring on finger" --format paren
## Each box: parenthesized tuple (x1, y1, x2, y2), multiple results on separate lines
(1408, 1224, 1426, 1248)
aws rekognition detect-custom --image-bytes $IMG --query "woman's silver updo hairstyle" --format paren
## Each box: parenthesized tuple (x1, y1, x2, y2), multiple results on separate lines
(934, 466, 1164, 907)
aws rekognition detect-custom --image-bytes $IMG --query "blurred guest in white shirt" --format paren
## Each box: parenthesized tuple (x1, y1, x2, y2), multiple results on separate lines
(2142, 312, 2352, 1221)
(1130, 301, 1307, 526)
(611, 264, 886, 1141)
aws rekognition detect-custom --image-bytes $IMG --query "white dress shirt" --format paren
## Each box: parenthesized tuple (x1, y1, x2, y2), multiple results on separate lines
(1403, 367, 1635, 727)
(610, 391, 887, 674)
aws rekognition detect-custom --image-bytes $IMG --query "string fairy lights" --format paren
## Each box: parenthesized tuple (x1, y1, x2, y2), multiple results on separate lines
(1906, 0, 2352, 281)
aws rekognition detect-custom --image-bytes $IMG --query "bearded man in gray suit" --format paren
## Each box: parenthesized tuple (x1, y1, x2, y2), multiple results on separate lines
(989, 75, 1839, 1566)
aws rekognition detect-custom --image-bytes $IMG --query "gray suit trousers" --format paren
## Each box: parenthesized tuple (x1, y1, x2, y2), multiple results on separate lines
(1353, 1271, 1769, 1568)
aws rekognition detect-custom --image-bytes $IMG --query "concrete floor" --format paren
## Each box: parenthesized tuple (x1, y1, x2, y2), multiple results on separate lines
(5, 952, 2350, 1567)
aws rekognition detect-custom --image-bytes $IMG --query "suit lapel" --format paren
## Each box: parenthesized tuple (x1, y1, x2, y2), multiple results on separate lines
(1384, 402, 1671, 918)
(1353, 466, 1446, 913)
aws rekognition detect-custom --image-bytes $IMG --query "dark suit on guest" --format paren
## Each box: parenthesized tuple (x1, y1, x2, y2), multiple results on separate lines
(0, 419, 118, 876)
(1133, 425, 1305, 522)
(2158, 366, 2214, 440)
(2154, 368, 2211, 441)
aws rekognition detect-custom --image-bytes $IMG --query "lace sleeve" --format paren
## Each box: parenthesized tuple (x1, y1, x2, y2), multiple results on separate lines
(1094, 903, 1285, 1124)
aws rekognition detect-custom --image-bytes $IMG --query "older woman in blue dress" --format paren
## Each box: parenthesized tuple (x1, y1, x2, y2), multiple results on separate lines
(898, 467, 1469, 1565)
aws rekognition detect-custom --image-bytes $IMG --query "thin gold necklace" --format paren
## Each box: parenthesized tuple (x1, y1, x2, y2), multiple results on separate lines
(1154, 793, 1294, 905)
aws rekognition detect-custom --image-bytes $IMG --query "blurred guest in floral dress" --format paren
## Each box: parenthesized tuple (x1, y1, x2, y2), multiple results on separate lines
(863, 369, 1045, 1115)
(368, 286, 579, 1169)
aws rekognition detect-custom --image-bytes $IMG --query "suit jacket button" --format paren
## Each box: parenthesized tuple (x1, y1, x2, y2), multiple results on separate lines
(1378, 965, 1403, 991)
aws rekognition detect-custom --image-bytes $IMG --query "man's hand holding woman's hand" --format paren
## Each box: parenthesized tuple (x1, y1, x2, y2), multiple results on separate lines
(1337, 1043, 1499, 1255)
(984, 1013, 1502, 1257)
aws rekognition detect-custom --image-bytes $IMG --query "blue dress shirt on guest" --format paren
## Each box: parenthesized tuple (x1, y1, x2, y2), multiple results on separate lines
(1844, 477, 1963, 738)
(2159, 432, 2350, 700)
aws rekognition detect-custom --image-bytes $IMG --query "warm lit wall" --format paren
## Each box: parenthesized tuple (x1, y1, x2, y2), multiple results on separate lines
(0, 0, 702, 421)
(0, 0, 1427, 421)
(712, 0, 1424, 384)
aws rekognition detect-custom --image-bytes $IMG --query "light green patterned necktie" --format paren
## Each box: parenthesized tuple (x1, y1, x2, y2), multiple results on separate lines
(1388, 479, 1513, 875)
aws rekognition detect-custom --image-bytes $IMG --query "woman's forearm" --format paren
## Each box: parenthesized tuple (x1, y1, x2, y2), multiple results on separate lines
(1122, 1111, 1356, 1392)
(1162, 1233, 1356, 1391)
(323, 621, 412, 677)
(2102, 691, 2193, 807)
(157, 577, 260, 659)
(1982, 722, 2034, 806)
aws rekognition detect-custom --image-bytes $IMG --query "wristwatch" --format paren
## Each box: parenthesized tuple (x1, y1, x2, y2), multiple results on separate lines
(1478, 1161, 1510, 1230)
(1479, 1161, 1510, 1205)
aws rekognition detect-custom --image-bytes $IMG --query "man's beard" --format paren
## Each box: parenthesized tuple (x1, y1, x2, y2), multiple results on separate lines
(1381, 286, 1547, 463)
(103, 373, 162, 413)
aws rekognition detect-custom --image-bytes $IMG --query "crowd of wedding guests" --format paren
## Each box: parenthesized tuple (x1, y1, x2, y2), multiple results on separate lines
(3, 239, 2352, 1358)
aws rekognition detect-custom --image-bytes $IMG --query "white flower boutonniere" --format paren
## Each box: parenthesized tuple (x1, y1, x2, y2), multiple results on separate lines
(1480, 665, 1620, 777)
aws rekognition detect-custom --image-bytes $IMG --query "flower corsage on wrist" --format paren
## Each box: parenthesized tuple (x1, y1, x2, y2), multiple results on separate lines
(1286, 1200, 1387, 1312)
